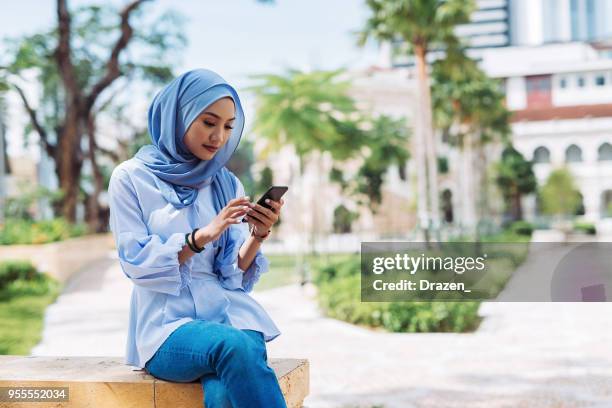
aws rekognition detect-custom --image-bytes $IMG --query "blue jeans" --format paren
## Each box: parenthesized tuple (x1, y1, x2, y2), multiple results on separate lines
(144, 320, 287, 408)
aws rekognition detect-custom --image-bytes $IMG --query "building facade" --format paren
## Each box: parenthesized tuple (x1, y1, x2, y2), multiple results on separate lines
(387, 0, 612, 225)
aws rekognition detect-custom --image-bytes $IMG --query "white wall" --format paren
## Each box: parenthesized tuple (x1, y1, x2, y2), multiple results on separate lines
(512, 117, 612, 221)
(505, 77, 527, 110)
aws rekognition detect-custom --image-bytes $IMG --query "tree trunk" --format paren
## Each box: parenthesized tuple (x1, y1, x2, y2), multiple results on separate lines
(512, 188, 523, 221)
(57, 107, 83, 222)
(415, 44, 441, 240)
(460, 133, 477, 236)
(86, 112, 106, 232)
(413, 44, 431, 242)
(53, 0, 145, 224)
(309, 150, 323, 257)
(297, 153, 308, 284)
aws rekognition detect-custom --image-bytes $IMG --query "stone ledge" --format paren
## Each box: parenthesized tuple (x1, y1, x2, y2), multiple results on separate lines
(0, 355, 309, 408)
(0, 233, 115, 283)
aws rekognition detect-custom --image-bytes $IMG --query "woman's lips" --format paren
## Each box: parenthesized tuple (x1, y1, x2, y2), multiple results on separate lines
(203, 145, 219, 153)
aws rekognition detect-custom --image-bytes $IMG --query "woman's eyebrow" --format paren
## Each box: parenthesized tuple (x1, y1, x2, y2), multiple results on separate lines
(203, 111, 235, 121)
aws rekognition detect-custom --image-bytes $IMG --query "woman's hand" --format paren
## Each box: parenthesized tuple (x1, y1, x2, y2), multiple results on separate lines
(197, 196, 251, 245)
(244, 198, 285, 237)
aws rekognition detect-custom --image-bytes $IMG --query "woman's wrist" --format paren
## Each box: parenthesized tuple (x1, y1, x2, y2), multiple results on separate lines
(194, 227, 214, 249)
(250, 225, 271, 242)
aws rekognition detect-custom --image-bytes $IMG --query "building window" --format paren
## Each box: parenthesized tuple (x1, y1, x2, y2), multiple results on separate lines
(533, 146, 551, 163)
(577, 76, 586, 87)
(559, 77, 568, 88)
(598, 142, 612, 161)
(565, 144, 583, 163)
(595, 74, 606, 86)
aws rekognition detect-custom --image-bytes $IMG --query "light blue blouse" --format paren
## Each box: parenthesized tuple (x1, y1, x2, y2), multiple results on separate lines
(108, 158, 281, 369)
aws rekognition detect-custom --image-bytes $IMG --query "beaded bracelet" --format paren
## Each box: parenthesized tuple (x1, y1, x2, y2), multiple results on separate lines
(185, 228, 205, 253)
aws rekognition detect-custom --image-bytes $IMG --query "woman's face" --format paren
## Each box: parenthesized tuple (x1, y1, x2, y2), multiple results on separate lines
(183, 97, 236, 161)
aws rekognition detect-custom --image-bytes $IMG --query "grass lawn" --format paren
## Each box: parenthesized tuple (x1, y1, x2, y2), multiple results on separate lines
(255, 252, 356, 291)
(0, 276, 61, 355)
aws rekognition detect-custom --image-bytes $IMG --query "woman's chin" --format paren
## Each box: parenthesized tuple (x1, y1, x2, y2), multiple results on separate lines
(195, 151, 216, 161)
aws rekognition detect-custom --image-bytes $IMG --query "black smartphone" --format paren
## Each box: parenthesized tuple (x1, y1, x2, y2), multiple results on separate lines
(241, 186, 289, 222)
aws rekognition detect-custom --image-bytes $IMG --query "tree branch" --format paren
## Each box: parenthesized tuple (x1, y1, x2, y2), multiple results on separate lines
(12, 83, 57, 158)
(55, 0, 79, 103)
(85, 0, 149, 112)
(95, 144, 120, 162)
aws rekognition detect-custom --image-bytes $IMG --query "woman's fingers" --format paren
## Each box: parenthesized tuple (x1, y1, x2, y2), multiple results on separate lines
(227, 205, 249, 216)
(226, 196, 251, 210)
(265, 199, 283, 213)
(244, 211, 268, 229)
(250, 204, 277, 221)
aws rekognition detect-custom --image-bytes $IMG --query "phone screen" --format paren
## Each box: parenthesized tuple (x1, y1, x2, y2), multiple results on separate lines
(241, 186, 288, 222)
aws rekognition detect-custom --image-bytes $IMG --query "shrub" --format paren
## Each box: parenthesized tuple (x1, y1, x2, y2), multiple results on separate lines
(508, 220, 534, 236)
(0, 261, 38, 291)
(0, 218, 87, 245)
(314, 257, 482, 333)
(573, 221, 596, 235)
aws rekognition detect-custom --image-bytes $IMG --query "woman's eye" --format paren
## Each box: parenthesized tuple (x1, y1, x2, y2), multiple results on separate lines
(225, 125, 234, 130)
(203, 120, 216, 127)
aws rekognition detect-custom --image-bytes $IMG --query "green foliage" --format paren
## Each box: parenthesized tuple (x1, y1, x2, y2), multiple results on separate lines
(357, 116, 410, 208)
(1, 2, 187, 220)
(358, 0, 475, 51)
(496, 146, 537, 197)
(0, 218, 87, 245)
(249, 69, 411, 213)
(2, 183, 64, 221)
(495, 145, 537, 221)
(539, 168, 582, 217)
(438, 156, 449, 174)
(249, 68, 361, 160)
(3, 4, 186, 93)
(313, 257, 482, 333)
(254, 165, 274, 200)
(227, 139, 257, 196)
(0, 262, 60, 355)
(0, 260, 38, 291)
(508, 220, 534, 237)
(573, 221, 596, 235)
(332, 204, 359, 233)
(330, 115, 410, 211)
(432, 45, 511, 144)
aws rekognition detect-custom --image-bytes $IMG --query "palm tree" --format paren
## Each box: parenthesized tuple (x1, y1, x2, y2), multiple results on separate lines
(359, 0, 475, 241)
(0, 92, 8, 225)
(248, 69, 361, 283)
(431, 45, 511, 238)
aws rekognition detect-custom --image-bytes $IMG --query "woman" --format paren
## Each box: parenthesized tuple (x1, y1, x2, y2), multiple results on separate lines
(108, 69, 287, 408)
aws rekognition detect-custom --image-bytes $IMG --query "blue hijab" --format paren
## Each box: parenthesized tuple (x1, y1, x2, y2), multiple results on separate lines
(134, 69, 248, 290)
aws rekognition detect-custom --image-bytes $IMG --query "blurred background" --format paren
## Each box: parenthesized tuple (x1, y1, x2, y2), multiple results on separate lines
(1, 1, 612, 407)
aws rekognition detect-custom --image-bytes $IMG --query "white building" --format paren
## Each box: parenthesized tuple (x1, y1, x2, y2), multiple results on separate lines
(480, 42, 612, 222)
(385, 0, 612, 225)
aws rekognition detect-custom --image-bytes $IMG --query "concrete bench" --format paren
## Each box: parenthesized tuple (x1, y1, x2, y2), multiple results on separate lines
(0, 356, 309, 407)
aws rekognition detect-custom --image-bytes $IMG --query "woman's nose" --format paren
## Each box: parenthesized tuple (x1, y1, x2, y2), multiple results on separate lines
(209, 129, 221, 143)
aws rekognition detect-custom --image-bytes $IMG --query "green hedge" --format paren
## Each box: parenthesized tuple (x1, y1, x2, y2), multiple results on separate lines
(313, 256, 482, 333)
(0, 260, 38, 290)
(573, 221, 596, 235)
(508, 220, 534, 237)
(0, 218, 87, 245)
(0, 260, 61, 355)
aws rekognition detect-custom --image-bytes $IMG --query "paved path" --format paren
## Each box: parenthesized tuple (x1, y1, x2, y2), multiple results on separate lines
(32, 250, 612, 408)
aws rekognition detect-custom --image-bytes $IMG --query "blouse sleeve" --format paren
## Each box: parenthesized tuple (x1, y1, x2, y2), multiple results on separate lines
(233, 175, 270, 293)
(108, 167, 192, 296)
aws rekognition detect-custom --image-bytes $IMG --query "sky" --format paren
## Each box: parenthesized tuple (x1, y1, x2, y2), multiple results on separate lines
(0, 0, 383, 156)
